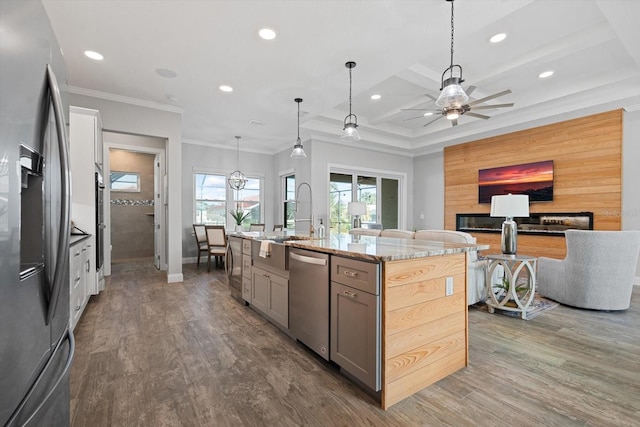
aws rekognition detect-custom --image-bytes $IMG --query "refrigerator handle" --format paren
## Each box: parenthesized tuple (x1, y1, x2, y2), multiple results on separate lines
(225, 244, 232, 276)
(45, 64, 72, 325)
(5, 328, 75, 427)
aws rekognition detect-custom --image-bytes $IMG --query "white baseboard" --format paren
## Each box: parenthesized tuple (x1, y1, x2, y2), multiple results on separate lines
(167, 273, 183, 283)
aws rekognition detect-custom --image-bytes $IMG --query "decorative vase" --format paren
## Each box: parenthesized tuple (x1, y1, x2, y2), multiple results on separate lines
(235, 225, 243, 232)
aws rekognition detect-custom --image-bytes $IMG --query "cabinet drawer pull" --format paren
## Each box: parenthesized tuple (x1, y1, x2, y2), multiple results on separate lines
(74, 252, 81, 258)
(75, 305, 81, 311)
(74, 278, 80, 284)
(86, 260, 90, 272)
(343, 270, 358, 278)
(343, 290, 357, 298)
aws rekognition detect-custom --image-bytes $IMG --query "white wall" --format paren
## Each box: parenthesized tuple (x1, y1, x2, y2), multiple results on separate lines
(412, 151, 445, 231)
(181, 142, 275, 262)
(68, 93, 183, 282)
(622, 109, 640, 276)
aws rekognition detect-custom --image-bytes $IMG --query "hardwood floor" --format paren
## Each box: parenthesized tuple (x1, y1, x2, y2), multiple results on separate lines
(70, 260, 640, 426)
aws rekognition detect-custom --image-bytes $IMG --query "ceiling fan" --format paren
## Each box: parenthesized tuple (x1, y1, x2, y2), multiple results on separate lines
(403, 0, 514, 127)
(401, 88, 514, 127)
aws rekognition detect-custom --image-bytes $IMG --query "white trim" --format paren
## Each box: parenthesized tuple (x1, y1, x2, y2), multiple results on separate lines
(167, 273, 184, 283)
(183, 138, 274, 155)
(68, 85, 184, 114)
(104, 140, 167, 275)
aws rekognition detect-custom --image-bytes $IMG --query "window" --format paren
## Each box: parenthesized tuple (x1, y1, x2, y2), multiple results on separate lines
(194, 173, 227, 225)
(110, 171, 140, 192)
(232, 177, 262, 228)
(329, 173, 352, 234)
(283, 175, 296, 229)
(329, 170, 401, 233)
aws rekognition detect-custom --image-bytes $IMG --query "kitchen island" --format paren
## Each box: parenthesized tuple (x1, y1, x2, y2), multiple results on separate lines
(286, 233, 488, 410)
(229, 231, 488, 409)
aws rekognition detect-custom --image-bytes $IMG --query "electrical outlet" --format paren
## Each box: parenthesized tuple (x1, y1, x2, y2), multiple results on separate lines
(445, 276, 454, 296)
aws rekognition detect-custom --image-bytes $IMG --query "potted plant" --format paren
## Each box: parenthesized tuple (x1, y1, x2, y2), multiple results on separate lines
(230, 206, 250, 231)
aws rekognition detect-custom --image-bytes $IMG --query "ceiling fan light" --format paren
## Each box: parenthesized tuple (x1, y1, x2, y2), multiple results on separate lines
(290, 138, 307, 159)
(341, 122, 361, 142)
(446, 110, 460, 120)
(436, 78, 469, 108)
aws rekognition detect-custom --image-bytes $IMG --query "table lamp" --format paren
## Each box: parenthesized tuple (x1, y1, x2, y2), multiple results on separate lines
(490, 194, 529, 255)
(348, 202, 366, 229)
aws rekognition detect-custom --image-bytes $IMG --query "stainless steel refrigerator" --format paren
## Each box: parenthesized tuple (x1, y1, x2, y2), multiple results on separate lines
(0, 1, 75, 425)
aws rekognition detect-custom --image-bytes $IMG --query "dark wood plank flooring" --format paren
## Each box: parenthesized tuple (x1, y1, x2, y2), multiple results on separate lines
(70, 260, 640, 426)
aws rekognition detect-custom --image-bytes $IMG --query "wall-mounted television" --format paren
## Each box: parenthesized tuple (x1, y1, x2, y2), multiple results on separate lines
(478, 160, 554, 203)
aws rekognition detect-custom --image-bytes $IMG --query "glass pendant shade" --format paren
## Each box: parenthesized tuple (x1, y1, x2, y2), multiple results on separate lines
(341, 121, 360, 142)
(290, 137, 307, 159)
(436, 77, 469, 108)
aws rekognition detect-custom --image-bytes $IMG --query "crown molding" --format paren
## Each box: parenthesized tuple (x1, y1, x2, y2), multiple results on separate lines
(67, 86, 184, 114)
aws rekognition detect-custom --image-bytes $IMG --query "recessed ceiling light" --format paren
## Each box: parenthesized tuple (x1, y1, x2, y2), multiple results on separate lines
(84, 50, 103, 60)
(370, 94, 381, 100)
(424, 112, 434, 117)
(259, 28, 277, 40)
(538, 70, 554, 79)
(489, 33, 507, 43)
(156, 68, 177, 78)
(219, 85, 233, 93)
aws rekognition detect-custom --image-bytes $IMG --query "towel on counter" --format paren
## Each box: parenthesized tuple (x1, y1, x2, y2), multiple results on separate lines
(259, 240, 275, 258)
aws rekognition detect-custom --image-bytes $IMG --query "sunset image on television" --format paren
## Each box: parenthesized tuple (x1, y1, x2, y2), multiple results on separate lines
(478, 160, 554, 203)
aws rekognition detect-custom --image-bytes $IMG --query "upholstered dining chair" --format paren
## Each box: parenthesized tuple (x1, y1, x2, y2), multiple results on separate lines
(205, 225, 227, 272)
(537, 230, 640, 310)
(249, 223, 265, 232)
(414, 230, 487, 305)
(380, 229, 415, 239)
(193, 224, 208, 268)
(349, 228, 381, 236)
(273, 224, 283, 232)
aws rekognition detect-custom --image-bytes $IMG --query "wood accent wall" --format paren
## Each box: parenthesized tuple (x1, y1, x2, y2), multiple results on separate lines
(381, 253, 467, 409)
(444, 110, 623, 259)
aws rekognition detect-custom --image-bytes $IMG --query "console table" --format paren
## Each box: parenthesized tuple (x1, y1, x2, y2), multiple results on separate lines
(485, 254, 537, 319)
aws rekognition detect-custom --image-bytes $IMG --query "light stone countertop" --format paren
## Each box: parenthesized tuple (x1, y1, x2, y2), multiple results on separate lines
(284, 233, 490, 262)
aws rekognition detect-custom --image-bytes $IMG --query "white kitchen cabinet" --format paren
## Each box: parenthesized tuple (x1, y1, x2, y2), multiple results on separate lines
(69, 106, 103, 293)
(69, 235, 94, 331)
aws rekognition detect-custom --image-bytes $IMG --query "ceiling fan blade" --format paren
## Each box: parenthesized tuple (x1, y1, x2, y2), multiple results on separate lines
(471, 103, 514, 110)
(423, 115, 444, 127)
(423, 93, 437, 101)
(466, 112, 491, 120)
(467, 89, 512, 107)
(400, 108, 440, 111)
(465, 85, 477, 96)
(451, 119, 458, 127)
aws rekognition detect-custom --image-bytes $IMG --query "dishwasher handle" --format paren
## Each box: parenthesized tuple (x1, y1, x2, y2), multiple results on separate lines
(290, 252, 327, 266)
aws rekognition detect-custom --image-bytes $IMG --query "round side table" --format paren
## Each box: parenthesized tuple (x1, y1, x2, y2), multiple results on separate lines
(485, 254, 537, 319)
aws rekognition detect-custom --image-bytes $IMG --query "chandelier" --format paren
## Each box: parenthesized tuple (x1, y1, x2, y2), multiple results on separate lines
(228, 136, 247, 190)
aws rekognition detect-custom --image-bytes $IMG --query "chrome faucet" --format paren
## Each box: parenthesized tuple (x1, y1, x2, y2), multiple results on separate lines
(295, 182, 314, 236)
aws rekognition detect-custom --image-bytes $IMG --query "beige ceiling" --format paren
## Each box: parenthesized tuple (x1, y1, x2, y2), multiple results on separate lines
(42, 0, 640, 156)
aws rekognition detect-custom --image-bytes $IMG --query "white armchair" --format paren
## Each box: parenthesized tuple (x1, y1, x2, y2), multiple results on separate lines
(537, 230, 640, 310)
(414, 230, 487, 305)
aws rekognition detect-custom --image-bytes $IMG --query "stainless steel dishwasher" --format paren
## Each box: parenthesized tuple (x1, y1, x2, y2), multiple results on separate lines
(289, 248, 330, 360)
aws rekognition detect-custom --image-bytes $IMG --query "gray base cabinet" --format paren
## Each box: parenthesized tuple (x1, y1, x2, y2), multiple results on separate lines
(330, 255, 381, 391)
(252, 266, 288, 329)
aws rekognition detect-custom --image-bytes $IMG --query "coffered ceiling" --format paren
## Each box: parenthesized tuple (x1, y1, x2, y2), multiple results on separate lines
(42, 0, 640, 156)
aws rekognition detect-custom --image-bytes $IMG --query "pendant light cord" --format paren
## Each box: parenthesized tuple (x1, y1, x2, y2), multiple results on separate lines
(297, 101, 300, 139)
(235, 136, 240, 168)
(348, 66, 353, 116)
(449, 0, 455, 71)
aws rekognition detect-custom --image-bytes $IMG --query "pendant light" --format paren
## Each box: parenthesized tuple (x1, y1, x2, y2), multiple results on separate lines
(435, 0, 469, 117)
(290, 98, 307, 159)
(341, 61, 361, 142)
(228, 136, 247, 190)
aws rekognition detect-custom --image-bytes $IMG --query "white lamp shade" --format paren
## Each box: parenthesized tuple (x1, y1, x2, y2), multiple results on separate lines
(435, 82, 469, 108)
(341, 123, 361, 142)
(348, 201, 366, 216)
(490, 194, 530, 218)
(290, 138, 306, 158)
